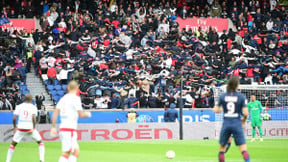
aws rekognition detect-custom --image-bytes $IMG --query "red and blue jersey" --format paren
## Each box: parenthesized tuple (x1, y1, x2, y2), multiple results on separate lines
(217, 92, 247, 121)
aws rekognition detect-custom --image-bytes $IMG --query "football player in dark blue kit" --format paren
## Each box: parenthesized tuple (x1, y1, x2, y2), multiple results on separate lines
(214, 76, 250, 162)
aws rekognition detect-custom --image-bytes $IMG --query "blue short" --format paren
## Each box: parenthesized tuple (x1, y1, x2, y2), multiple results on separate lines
(219, 121, 246, 146)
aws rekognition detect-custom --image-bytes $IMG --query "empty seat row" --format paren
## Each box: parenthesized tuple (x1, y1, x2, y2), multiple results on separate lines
(47, 84, 67, 91)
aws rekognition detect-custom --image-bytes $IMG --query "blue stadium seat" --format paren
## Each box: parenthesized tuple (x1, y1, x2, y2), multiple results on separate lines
(20, 85, 28, 90)
(53, 95, 60, 103)
(54, 80, 60, 86)
(47, 85, 54, 91)
(55, 85, 62, 91)
(23, 90, 30, 95)
(44, 80, 48, 85)
(62, 84, 67, 90)
(57, 90, 65, 97)
(50, 90, 57, 97)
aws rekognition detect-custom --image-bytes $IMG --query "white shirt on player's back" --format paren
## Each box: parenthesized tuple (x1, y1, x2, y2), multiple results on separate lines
(56, 93, 82, 129)
(14, 103, 37, 129)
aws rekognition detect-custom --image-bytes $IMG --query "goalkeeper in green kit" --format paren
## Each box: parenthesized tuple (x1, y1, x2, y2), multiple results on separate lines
(247, 94, 263, 142)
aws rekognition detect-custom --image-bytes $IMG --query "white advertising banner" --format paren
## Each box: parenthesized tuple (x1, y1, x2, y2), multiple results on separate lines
(0, 121, 287, 142)
(183, 121, 288, 140)
(0, 123, 179, 142)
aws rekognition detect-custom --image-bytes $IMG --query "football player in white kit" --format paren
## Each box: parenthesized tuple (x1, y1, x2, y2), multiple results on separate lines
(50, 80, 91, 162)
(6, 94, 45, 162)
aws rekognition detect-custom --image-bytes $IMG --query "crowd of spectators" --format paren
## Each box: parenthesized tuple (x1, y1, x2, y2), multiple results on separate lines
(0, 0, 288, 109)
(0, 30, 28, 110)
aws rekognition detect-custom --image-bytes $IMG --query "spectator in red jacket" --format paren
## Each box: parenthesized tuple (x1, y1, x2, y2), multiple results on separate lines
(47, 66, 57, 85)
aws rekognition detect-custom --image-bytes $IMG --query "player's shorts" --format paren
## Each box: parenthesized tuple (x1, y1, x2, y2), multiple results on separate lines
(219, 121, 246, 146)
(13, 129, 42, 143)
(59, 128, 79, 153)
(251, 118, 262, 127)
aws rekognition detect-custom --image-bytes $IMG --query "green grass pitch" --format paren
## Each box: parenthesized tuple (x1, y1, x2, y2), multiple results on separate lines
(1, 139, 287, 162)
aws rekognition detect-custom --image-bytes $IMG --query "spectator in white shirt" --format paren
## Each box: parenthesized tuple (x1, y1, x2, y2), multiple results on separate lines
(94, 96, 110, 109)
(58, 67, 74, 84)
(110, 2, 118, 13)
(47, 56, 56, 67)
(0, 97, 13, 110)
(264, 73, 273, 85)
(266, 19, 274, 31)
(58, 18, 67, 29)
(101, 95, 111, 109)
(39, 56, 48, 74)
(184, 93, 194, 108)
(270, 0, 277, 11)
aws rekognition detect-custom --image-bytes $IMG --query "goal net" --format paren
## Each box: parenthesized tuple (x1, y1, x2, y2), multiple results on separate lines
(213, 85, 288, 139)
(214, 85, 288, 121)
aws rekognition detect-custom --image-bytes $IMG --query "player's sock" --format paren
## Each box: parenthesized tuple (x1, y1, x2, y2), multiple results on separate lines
(6, 145, 15, 162)
(242, 151, 250, 162)
(218, 152, 225, 162)
(252, 128, 256, 138)
(39, 143, 45, 161)
(225, 142, 231, 153)
(259, 128, 263, 138)
(59, 155, 69, 162)
(68, 154, 78, 162)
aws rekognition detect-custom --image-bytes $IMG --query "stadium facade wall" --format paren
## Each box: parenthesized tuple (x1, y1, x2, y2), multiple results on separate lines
(0, 121, 287, 142)
(0, 109, 287, 124)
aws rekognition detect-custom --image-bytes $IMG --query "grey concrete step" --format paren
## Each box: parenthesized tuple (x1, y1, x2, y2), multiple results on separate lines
(26, 79, 42, 82)
(26, 64, 54, 109)
(35, 18, 43, 32)
(26, 83, 44, 87)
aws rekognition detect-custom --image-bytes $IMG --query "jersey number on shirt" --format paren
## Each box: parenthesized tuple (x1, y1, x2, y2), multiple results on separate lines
(227, 102, 235, 114)
(23, 111, 29, 119)
(224, 102, 239, 117)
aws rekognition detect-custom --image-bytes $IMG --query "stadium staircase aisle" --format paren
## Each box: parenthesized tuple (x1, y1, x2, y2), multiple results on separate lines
(34, 18, 43, 32)
(228, 18, 237, 31)
(26, 68, 54, 109)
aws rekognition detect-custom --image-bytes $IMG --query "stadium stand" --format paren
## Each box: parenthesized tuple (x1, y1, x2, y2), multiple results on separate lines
(0, 0, 287, 109)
